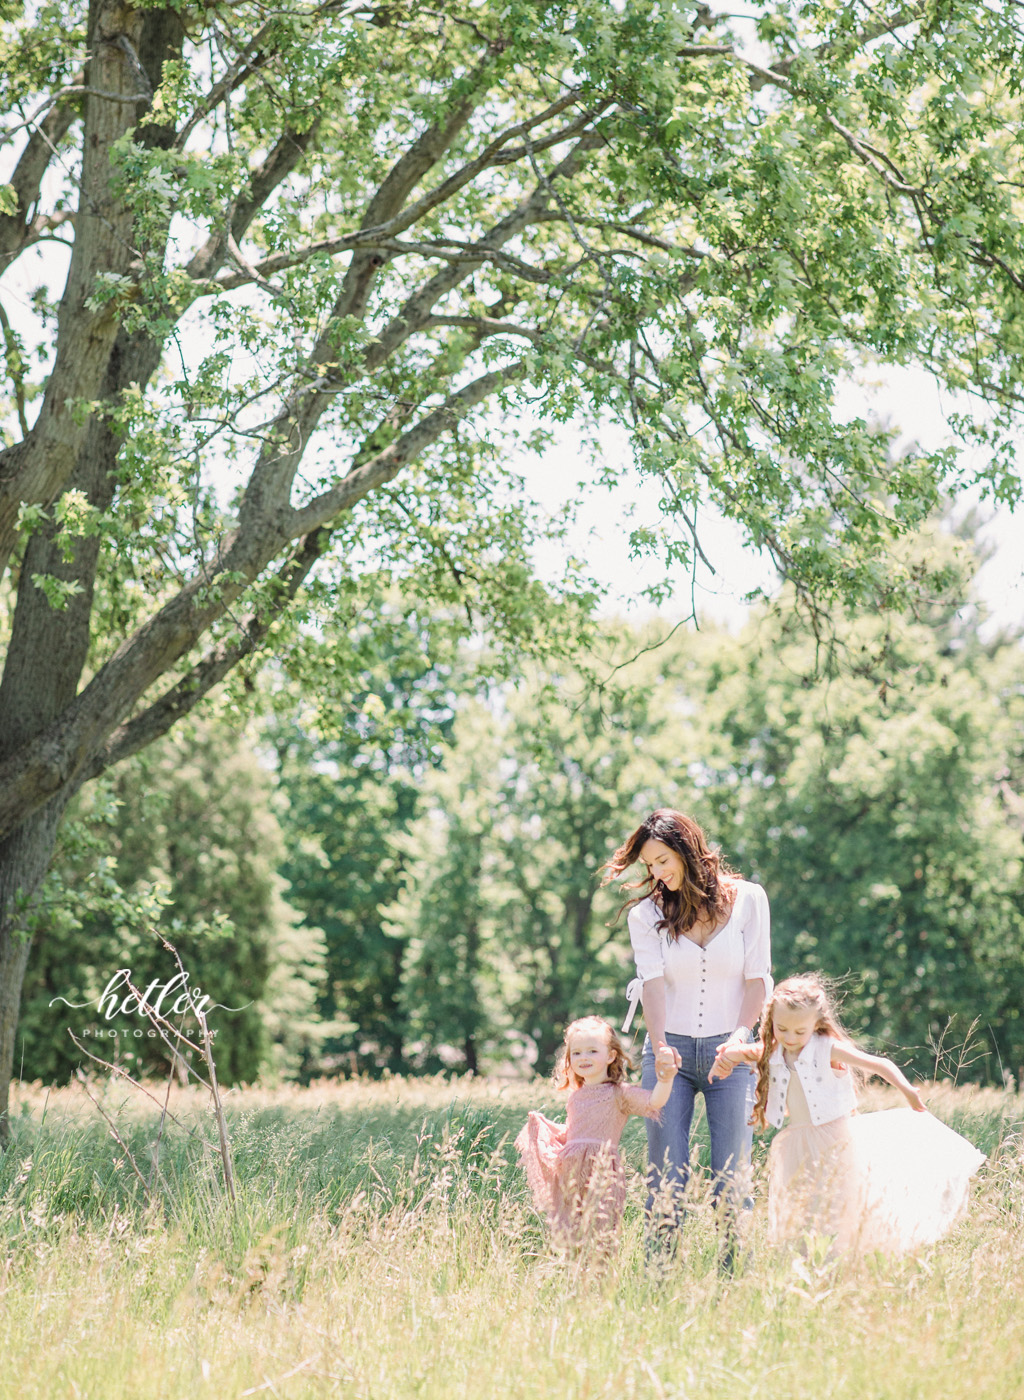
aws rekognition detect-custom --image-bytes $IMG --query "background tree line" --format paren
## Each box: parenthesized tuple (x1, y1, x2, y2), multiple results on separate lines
(20, 525, 1024, 1088)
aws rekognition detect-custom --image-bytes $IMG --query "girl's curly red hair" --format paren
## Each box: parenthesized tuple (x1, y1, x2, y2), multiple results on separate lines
(554, 1016, 633, 1091)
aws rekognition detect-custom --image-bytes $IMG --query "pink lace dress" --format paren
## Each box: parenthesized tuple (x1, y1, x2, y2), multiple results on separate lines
(515, 1082, 662, 1245)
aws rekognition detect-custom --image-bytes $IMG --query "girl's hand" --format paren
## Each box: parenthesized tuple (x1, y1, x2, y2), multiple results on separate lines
(831, 1043, 929, 1113)
(654, 1044, 680, 1083)
(709, 1040, 755, 1082)
(903, 1084, 927, 1113)
(708, 1045, 739, 1081)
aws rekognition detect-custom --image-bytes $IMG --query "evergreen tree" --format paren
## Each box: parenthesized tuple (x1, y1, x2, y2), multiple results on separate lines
(19, 719, 325, 1083)
(269, 604, 460, 1075)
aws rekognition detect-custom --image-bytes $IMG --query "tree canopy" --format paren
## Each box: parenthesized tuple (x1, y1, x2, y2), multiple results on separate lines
(1, 0, 1023, 1133)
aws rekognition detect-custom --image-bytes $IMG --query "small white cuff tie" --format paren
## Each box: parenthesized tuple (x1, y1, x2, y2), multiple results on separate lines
(622, 976, 643, 1033)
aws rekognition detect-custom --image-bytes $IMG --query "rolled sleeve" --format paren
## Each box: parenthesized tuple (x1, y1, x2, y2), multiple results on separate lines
(741, 882, 773, 1001)
(628, 900, 664, 982)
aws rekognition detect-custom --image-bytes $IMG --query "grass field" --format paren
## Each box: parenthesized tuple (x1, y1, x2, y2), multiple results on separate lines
(0, 1074, 1021, 1400)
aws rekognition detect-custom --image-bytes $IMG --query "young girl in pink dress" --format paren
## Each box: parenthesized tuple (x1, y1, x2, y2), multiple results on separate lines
(710, 974, 985, 1255)
(516, 1016, 680, 1249)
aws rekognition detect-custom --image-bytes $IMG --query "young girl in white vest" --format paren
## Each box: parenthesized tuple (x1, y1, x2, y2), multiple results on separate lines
(710, 973, 985, 1254)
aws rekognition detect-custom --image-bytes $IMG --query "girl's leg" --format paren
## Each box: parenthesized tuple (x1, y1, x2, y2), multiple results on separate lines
(641, 1033, 697, 1241)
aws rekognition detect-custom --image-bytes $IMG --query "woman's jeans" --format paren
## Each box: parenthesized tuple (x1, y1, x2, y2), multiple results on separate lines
(641, 1031, 754, 1240)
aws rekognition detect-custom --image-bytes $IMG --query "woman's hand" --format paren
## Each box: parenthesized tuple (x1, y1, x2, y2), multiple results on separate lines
(649, 1043, 681, 1112)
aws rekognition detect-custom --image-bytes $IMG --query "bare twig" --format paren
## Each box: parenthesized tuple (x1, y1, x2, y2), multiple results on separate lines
(73, 1066, 153, 1201)
(197, 1001, 236, 1205)
(159, 940, 237, 1205)
(148, 1056, 179, 1194)
(67, 1029, 209, 1144)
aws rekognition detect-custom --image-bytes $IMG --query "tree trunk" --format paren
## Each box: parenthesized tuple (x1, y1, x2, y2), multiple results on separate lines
(0, 3, 187, 1143)
(0, 802, 65, 1144)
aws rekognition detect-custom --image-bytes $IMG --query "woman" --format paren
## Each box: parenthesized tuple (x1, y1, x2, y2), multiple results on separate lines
(603, 809, 772, 1247)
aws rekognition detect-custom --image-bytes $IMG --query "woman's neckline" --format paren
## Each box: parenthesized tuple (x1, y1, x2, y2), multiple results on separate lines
(667, 880, 740, 950)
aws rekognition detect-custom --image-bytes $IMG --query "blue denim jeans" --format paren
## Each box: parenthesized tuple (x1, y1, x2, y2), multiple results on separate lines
(640, 1031, 755, 1233)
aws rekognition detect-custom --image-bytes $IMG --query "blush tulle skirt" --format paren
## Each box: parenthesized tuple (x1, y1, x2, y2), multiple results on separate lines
(768, 1108, 985, 1255)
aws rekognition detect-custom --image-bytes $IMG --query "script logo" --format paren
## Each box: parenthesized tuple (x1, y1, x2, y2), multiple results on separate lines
(50, 968, 250, 1026)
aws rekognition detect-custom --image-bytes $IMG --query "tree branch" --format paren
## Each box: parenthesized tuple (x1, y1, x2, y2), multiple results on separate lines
(289, 361, 527, 535)
(375, 93, 605, 228)
(81, 528, 332, 782)
(0, 356, 524, 844)
(186, 122, 324, 282)
(680, 6, 929, 93)
(728, 53, 925, 195)
(422, 315, 542, 342)
(197, 95, 607, 294)
(208, 233, 561, 294)
(232, 125, 601, 533)
(551, 214, 708, 260)
(362, 131, 604, 375)
(0, 79, 82, 265)
(329, 54, 500, 328)
(172, 1, 361, 150)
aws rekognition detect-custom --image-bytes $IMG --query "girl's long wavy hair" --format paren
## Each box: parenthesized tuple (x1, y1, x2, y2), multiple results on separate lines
(750, 974, 854, 1130)
(600, 809, 737, 941)
(554, 1017, 633, 1091)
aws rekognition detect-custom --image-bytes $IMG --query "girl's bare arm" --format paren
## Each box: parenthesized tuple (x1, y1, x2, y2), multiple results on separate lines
(830, 1041, 926, 1111)
(708, 1042, 760, 1081)
(649, 1043, 681, 1110)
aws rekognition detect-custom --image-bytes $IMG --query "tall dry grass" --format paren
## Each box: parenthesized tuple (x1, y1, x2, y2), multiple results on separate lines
(0, 1075, 1020, 1400)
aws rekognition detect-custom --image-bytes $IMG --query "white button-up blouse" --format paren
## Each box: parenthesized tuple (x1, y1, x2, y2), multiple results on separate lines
(628, 879, 772, 1038)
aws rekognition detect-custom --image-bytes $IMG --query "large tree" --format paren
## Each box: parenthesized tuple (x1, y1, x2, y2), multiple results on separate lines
(1, 0, 1023, 1135)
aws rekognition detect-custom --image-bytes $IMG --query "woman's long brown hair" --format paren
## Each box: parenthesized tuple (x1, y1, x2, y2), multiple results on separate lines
(600, 809, 737, 941)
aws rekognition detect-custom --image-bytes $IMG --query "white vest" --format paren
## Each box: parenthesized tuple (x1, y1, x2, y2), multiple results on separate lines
(765, 1033, 857, 1128)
